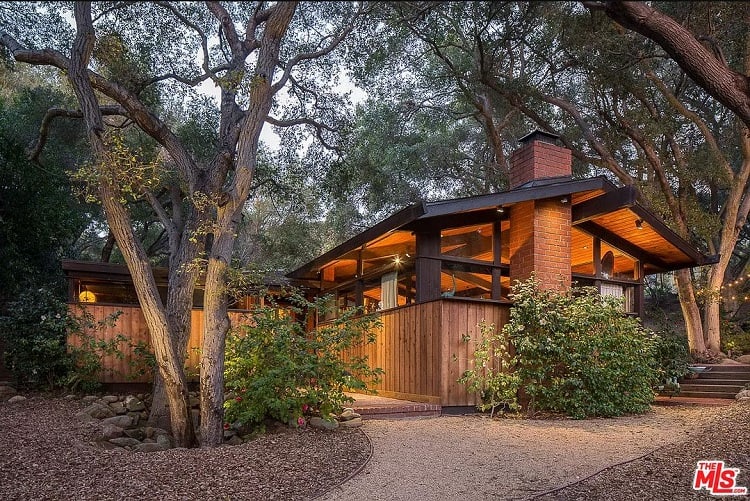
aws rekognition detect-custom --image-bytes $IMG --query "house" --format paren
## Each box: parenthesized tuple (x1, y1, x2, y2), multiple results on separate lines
(286, 131, 715, 407)
(62, 131, 713, 406)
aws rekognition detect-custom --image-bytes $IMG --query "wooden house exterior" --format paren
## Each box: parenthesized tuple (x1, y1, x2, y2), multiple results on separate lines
(287, 131, 715, 407)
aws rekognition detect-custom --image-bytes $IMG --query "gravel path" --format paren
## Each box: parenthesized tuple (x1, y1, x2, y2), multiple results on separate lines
(2, 396, 747, 500)
(323, 404, 744, 501)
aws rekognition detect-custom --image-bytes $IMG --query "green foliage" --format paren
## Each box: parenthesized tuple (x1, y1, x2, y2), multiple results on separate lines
(224, 292, 383, 428)
(458, 321, 521, 416)
(651, 329, 691, 383)
(504, 277, 658, 419)
(0, 288, 76, 388)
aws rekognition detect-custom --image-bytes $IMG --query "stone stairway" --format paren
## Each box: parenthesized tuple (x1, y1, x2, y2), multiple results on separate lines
(677, 364, 750, 399)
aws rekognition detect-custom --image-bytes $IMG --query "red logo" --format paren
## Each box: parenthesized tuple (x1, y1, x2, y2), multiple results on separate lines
(693, 461, 747, 496)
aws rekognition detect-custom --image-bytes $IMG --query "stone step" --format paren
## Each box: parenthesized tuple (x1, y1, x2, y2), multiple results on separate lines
(679, 384, 744, 394)
(692, 364, 750, 374)
(679, 378, 749, 386)
(678, 391, 738, 399)
(687, 371, 750, 380)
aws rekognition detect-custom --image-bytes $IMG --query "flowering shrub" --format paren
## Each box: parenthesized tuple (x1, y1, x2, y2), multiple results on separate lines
(459, 276, 660, 419)
(224, 291, 383, 428)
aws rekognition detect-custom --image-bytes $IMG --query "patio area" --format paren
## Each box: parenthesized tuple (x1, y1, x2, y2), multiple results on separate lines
(347, 392, 442, 419)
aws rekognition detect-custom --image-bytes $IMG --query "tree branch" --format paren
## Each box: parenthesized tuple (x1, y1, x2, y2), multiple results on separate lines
(584, 1, 750, 129)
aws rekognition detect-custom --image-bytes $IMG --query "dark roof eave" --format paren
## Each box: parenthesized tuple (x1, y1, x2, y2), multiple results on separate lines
(286, 201, 427, 279)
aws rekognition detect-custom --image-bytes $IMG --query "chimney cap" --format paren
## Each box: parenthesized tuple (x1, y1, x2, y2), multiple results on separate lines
(518, 130, 560, 145)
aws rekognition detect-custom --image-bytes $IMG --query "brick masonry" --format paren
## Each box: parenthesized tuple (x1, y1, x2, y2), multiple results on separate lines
(509, 137, 572, 290)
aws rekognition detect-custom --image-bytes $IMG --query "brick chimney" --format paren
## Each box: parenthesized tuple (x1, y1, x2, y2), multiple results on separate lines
(509, 130, 572, 189)
(508, 131, 572, 290)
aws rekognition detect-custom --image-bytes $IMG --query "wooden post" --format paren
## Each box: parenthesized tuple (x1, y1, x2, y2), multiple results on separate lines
(492, 219, 503, 299)
(415, 231, 441, 302)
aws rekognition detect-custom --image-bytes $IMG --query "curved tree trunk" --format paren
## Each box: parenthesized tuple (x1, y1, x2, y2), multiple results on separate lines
(675, 269, 706, 353)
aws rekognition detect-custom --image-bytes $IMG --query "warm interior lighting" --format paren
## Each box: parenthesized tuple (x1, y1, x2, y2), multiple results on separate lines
(79, 290, 96, 303)
(635, 219, 644, 230)
(560, 197, 569, 204)
(394, 255, 402, 265)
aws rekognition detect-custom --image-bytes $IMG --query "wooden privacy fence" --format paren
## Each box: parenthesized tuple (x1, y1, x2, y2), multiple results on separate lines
(66, 304, 252, 383)
(341, 298, 511, 406)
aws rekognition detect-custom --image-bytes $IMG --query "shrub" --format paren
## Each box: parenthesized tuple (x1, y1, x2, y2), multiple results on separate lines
(0, 288, 75, 388)
(458, 321, 521, 416)
(505, 277, 658, 419)
(0, 288, 128, 391)
(651, 329, 691, 383)
(224, 292, 383, 428)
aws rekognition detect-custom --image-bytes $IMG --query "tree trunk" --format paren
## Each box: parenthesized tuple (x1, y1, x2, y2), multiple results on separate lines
(68, 2, 196, 447)
(674, 269, 706, 353)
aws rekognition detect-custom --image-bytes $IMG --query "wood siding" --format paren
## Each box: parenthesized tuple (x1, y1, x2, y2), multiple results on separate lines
(343, 299, 510, 406)
(66, 304, 251, 383)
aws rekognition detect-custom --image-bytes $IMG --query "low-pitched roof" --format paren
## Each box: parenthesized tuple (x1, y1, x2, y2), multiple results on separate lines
(287, 176, 716, 280)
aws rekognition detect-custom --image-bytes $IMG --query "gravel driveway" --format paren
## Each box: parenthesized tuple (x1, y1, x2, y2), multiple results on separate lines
(322, 405, 733, 500)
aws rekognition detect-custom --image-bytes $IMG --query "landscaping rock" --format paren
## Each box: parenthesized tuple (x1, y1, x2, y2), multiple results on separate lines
(142, 438, 156, 444)
(309, 417, 339, 430)
(81, 395, 99, 404)
(108, 437, 141, 448)
(124, 395, 146, 412)
(338, 417, 363, 428)
(226, 435, 243, 446)
(0, 385, 17, 399)
(156, 434, 172, 449)
(126, 412, 141, 426)
(109, 401, 127, 415)
(123, 428, 145, 441)
(102, 395, 119, 403)
(134, 442, 168, 453)
(75, 411, 98, 423)
(64, 394, 78, 400)
(81, 403, 115, 419)
(101, 415, 133, 429)
(7, 395, 27, 403)
(338, 408, 361, 421)
(101, 424, 124, 439)
(737, 355, 750, 364)
(736, 389, 750, 400)
(144, 427, 170, 439)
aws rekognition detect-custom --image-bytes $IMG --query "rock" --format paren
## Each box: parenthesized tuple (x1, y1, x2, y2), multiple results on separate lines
(156, 434, 172, 449)
(309, 417, 339, 430)
(142, 438, 156, 444)
(101, 415, 133, 428)
(144, 427, 170, 439)
(64, 394, 78, 400)
(81, 403, 115, 419)
(223, 430, 236, 439)
(75, 411, 98, 423)
(339, 417, 363, 428)
(95, 439, 121, 450)
(127, 412, 141, 427)
(0, 386, 17, 399)
(737, 355, 750, 364)
(135, 442, 167, 453)
(108, 437, 142, 448)
(82, 395, 99, 403)
(102, 395, 120, 403)
(226, 435, 243, 446)
(123, 428, 145, 441)
(338, 408, 361, 421)
(736, 389, 750, 400)
(124, 395, 146, 412)
(101, 424, 124, 439)
(109, 402, 127, 415)
(8, 395, 27, 403)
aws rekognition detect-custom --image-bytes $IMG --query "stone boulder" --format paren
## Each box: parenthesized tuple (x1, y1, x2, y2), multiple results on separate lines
(101, 424, 124, 439)
(108, 437, 141, 448)
(135, 442, 168, 453)
(736, 389, 750, 400)
(339, 417, 363, 428)
(0, 385, 17, 400)
(7, 395, 27, 403)
(101, 415, 133, 429)
(80, 402, 115, 419)
(309, 417, 339, 431)
(736, 355, 750, 364)
(124, 395, 146, 412)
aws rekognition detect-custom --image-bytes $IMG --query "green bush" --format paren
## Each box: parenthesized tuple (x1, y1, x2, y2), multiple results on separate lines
(652, 329, 690, 383)
(0, 288, 127, 391)
(224, 292, 383, 428)
(505, 277, 658, 419)
(0, 288, 75, 388)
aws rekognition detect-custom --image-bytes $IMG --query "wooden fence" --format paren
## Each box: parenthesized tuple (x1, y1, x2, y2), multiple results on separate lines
(66, 304, 252, 383)
(342, 298, 511, 406)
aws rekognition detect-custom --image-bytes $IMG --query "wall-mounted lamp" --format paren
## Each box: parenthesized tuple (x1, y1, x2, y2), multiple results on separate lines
(79, 290, 96, 303)
(635, 219, 644, 230)
(560, 196, 569, 204)
(394, 255, 402, 265)
(496, 206, 505, 214)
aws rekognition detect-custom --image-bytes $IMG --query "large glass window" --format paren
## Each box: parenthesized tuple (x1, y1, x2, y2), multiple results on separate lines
(441, 223, 493, 261)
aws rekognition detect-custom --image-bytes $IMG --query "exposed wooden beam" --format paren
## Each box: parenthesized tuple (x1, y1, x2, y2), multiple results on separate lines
(576, 221, 673, 271)
(572, 185, 638, 223)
